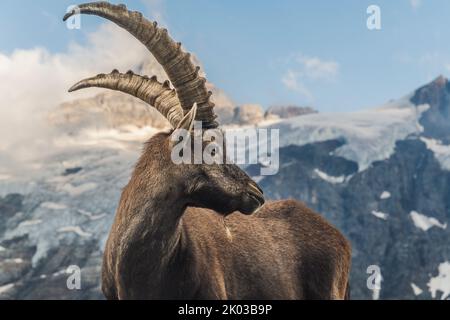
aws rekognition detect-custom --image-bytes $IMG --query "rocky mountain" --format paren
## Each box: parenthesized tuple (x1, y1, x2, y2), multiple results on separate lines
(48, 86, 313, 130)
(413, 75, 450, 144)
(250, 138, 450, 299)
(49, 92, 171, 132)
(48, 82, 239, 132)
(248, 76, 450, 300)
(1, 76, 450, 299)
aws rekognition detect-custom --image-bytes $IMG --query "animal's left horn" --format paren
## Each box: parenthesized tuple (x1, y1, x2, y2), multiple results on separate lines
(64, 1, 218, 129)
(68, 70, 184, 129)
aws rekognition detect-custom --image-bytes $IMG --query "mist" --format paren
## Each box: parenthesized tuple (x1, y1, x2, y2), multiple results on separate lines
(0, 22, 168, 175)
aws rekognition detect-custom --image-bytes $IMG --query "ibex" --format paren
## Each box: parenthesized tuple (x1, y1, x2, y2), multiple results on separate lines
(65, 2, 351, 300)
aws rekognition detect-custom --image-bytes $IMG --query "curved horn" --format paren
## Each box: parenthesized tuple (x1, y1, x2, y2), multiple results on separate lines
(69, 70, 184, 128)
(64, 1, 218, 128)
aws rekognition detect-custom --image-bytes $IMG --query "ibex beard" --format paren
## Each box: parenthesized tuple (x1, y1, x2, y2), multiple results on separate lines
(64, 1, 352, 300)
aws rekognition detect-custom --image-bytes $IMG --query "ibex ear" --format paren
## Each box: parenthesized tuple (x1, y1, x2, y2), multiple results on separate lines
(170, 103, 198, 154)
(175, 103, 198, 132)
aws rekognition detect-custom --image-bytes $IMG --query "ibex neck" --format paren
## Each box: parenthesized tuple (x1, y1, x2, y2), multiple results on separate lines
(120, 188, 186, 262)
(112, 179, 188, 297)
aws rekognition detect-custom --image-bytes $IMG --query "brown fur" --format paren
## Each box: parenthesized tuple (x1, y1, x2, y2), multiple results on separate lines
(101, 132, 352, 300)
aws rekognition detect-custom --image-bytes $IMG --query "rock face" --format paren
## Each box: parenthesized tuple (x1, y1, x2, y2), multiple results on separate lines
(0, 194, 23, 235)
(231, 105, 316, 125)
(413, 75, 450, 144)
(0, 145, 134, 299)
(251, 138, 450, 300)
(49, 92, 171, 133)
(49, 83, 250, 130)
(233, 104, 265, 125)
(207, 83, 236, 125)
(48, 79, 315, 131)
(1, 77, 450, 300)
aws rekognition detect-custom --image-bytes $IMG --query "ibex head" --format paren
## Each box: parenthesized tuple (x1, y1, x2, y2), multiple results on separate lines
(65, 2, 264, 216)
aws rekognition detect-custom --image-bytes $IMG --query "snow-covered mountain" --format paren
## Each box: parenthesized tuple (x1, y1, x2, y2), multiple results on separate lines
(248, 76, 450, 299)
(1, 76, 450, 299)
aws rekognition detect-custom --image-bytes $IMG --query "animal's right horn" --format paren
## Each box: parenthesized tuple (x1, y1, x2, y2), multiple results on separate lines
(68, 70, 184, 129)
(63, 1, 218, 129)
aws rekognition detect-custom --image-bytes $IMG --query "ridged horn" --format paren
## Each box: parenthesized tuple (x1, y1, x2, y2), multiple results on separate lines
(63, 1, 218, 128)
(68, 70, 184, 128)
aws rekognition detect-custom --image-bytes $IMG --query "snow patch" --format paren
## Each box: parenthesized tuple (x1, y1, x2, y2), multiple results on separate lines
(55, 126, 158, 151)
(257, 96, 429, 172)
(3, 258, 24, 264)
(77, 209, 107, 221)
(371, 210, 389, 220)
(40, 202, 67, 210)
(313, 169, 347, 184)
(0, 283, 14, 295)
(428, 262, 450, 300)
(0, 125, 139, 267)
(410, 211, 447, 231)
(19, 219, 43, 227)
(228, 96, 428, 173)
(10, 258, 24, 264)
(0, 246, 5, 252)
(411, 283, 423, 296)
(52, 269, 67, 277)
(60, 182, 97, 197)
(380, 191, 391, 200)
(420, 137, 450, 171)
(58, 226, 92, 238)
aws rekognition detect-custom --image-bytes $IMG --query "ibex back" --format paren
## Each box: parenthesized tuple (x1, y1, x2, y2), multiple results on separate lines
(65, 1, 351, 300)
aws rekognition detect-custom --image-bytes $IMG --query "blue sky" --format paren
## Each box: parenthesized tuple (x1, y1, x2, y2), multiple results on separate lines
(1, 0, 449, 112)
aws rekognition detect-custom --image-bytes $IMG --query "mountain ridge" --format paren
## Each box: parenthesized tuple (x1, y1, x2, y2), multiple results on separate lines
(1, 76, 450, 299)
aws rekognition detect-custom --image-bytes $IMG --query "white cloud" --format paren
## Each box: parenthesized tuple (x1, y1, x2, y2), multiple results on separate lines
(0, 22, 167, 173)
(0, 5, 230, 177)
(281, 53, 339, 100)
(295, 54, 339, 80)
(281, 70, 313, 100)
